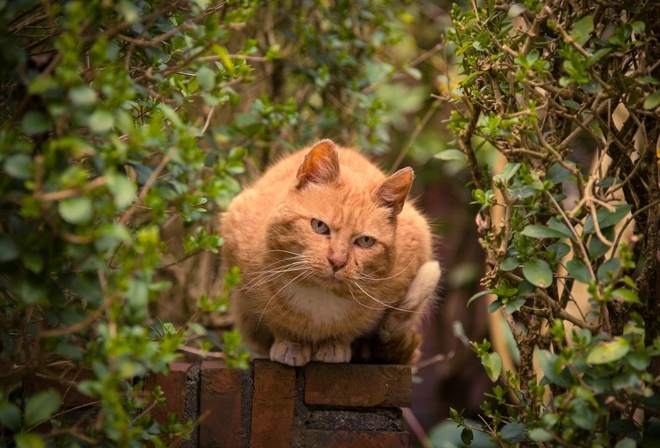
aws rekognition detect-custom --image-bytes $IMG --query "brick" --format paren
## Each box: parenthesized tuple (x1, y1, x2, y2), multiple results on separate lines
(200, 360, 243, 448)
(303, 429, 410, 448)
(304, 363, 411, 408)
(250, 359, 296, 448)
(145, 362, 193, 424)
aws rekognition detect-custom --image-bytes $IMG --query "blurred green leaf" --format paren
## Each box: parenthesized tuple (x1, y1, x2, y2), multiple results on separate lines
(0, 233, 20, 262)
(587, 337, 631, 364)
(15, 433, 45, 448)
(24, 389, 61, 427)
(571, 15, 594, 46)
(106, 173, 137, 209)
(88, 110, 115, 133)
(58, 197, 93, 224)
(643, 91, 660, 110)
(3, 154, 33, 179)
(21, 111, 51, 135)
(0, 401, 21, 432)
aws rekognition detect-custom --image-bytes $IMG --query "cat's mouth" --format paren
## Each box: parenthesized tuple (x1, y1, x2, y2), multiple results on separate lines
(306, 271, 349, 292)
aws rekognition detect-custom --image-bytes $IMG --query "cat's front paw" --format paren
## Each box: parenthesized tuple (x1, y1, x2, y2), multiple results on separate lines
(270, 340, 312, 366)
(313, 341, 352, 363)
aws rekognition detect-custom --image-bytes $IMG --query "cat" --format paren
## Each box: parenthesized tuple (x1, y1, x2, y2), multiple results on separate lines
(220, 139, 440, 366)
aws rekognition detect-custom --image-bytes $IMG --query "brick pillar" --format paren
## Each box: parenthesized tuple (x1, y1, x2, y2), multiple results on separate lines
(148, 360, 412, 448)
(144, 361, 200, 448)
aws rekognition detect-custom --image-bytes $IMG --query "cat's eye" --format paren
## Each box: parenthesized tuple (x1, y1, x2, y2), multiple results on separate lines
(311, 218, 330, 235)
(355, 236, 375, 248)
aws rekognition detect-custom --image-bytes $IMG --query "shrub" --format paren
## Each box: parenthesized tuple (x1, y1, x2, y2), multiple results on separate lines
(0, 1, 420, 446)
(442, 0, 659, 446)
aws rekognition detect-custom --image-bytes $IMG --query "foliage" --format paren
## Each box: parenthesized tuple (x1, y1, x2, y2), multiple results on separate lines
(0, 0, 421, 446)
(442, 0, 660, 446)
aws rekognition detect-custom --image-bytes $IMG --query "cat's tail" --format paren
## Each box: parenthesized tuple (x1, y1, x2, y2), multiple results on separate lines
(399, 260, 441, 313)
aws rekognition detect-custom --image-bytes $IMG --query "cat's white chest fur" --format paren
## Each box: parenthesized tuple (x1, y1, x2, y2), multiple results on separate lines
(284, 283, 356, 325)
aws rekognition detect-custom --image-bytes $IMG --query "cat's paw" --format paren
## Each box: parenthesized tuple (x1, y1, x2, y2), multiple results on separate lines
(270, 340, 312, 366)
(313, 341, 352, 363)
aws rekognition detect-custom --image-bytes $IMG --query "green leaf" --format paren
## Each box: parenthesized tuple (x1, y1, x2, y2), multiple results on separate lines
(571, 15, 594, 46)
(521, 225, 570, 239)
(58, 197, 93, 224)
(467, 289, 492, 307)
(21, 111, 51, 135)
(19, 281, 47, 305)
(0, 401, 21, 432)
(493, 162, 521, 184)
(24, 389, 61, 427)
(528, 428, 553, 442)
(566, 259, 592, 284)
(570, 398, 599, 430)
(88, 110, 115, 133)
(0, 233, 20, 262)
(547, 219, 573, 238)
(611, 288, 639, 303)
(546, 162, 572, 184)
(615, 438, 638, 448)
(588, 227, 615, 259)
(197, 66, 215, 90)
(537, 349, 572, 387)
(481, 351, 502, 381)
(587, 337, 631, 364)
(106, 173, 137, 209)
(460, 427, 474, 445)
(501, 423, 526, 441)
(158, 103, 183, 128)
(434, 149, 466, 161)
(69, 86, 98, 107)
(597, 257, 621, 281)
(3, 154, 33, 180)
(583, 204, 632, 234)
(504, 298, 526, 314)
(547, 242, 570, 260)
(126, 278, 149, 309)
(500, 257, 520, 271)
(522, 258, 553, 288)
(15, 433, 45, 448)
(643, 91, 660, 110)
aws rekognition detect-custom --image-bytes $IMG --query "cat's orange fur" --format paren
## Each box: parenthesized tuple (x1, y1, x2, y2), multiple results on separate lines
(221, 139, 440, 366)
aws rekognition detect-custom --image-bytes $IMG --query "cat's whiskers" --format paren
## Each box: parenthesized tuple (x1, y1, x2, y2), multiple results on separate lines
(346, 282, 384, 311)
(256, 270, 312, 330)
(357, 258, 415, 282)
(351, 280, 422, 314)
(240, 261, 309, 293)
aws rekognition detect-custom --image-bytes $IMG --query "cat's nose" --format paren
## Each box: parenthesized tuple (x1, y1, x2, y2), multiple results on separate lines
(328, 253, 347, 271)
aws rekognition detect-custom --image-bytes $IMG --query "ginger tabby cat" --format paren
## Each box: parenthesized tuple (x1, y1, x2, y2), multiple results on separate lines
(221, 139, 440, 366)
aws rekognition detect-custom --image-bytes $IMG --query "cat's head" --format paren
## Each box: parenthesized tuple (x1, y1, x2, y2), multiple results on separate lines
(266, 139, 413, 293)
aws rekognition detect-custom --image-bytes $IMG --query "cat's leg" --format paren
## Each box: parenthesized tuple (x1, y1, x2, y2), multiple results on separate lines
(313, 340, 352, 363)
(270, 340, 312, 366)
(376, 260, 441, 363)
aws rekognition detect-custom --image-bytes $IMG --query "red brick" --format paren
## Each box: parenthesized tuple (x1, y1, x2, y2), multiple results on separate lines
(250, 359, 296, 447)
(200, 360, 242, 448)
(145, 361, 192, 424)
(303, 429, 410, 448)
(304, 363, 411, 408)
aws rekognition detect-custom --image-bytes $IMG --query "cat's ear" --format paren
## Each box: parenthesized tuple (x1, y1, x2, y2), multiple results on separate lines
(296, 139, 340, 189)
(375, 167, 413, 216)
